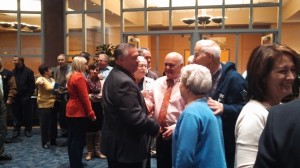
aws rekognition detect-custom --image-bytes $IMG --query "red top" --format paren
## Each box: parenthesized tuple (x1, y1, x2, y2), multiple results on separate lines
(66, 72, 96, 120)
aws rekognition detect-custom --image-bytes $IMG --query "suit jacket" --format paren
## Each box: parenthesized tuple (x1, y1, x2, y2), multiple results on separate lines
(254, 99, 300, 168)
(146, 69, 158, 80)
(100, 65, 159, 163)
(13, 65, 35, 98)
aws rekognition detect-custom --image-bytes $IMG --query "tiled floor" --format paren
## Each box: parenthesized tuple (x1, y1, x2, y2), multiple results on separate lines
(1, 127, 157, 168)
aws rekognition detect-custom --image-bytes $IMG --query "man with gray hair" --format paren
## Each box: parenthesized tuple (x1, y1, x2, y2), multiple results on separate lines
(194, 39, 247, 168)
(139, 48, 158, 80)
(97, 53, 112, 80)
(54, 54, 71, 139)
(100, 43, 159, 168)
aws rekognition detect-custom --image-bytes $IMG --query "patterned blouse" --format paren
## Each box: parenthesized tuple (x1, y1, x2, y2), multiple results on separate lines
(86, 74, 102, 102)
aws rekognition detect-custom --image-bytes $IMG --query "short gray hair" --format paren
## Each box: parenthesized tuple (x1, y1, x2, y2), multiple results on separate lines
(99, 53, 110, 62)
(195, 39, 221, 61)
(180, 64, 212, 95)
(114, 43, 136, 60)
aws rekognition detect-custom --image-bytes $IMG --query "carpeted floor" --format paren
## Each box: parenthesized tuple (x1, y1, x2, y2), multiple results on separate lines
(0, 127, 157, 168)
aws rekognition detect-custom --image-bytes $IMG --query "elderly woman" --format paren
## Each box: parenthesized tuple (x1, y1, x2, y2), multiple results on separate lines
(134, 56, 156, 165)
(66, 56, 96, 168)
(134, 56, 155, 91)
(172, 64, 226, 168)
(134, 56, 155, 117)
(235, 44, 300, 168)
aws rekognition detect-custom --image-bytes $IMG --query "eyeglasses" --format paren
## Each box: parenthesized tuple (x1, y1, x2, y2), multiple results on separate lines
(164, 63, 179, 68)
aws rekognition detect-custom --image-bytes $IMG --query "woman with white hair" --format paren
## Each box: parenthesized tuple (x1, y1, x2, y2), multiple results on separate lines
(134, 56, 155, 115)
(172, 64, 226, 168)
(134, 56, 155, 91)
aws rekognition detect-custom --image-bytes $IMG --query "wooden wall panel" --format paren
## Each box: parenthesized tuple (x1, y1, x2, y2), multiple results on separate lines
(2, 56, 42, 76)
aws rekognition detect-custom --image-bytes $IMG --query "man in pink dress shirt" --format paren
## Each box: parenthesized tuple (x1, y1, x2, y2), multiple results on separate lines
(150, 52, 185, 168)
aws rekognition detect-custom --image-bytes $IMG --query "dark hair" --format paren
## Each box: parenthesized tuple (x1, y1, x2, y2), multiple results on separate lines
(88, 63, 98, 71)
(38, 64, 49, 76)
(114, 43, 136, 61)
(247, 43, 300, 101)
(14, 55, 24, 64)
(79, 51, 90, 62)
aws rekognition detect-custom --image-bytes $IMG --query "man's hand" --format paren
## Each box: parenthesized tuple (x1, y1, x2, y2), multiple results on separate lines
(161, 125, 176, 140)
(207, 97, 224, 115)
(6, 99, 12, 105)
(91, 116, 96, 122)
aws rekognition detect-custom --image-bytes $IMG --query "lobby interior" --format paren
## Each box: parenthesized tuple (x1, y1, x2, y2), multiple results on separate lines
(0, 0, 300, 166)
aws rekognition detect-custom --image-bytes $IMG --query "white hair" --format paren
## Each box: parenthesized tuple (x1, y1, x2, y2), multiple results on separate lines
(137, 56, 147, 65)
(180, 64, 212, 95)
(195, 39, 221, 61)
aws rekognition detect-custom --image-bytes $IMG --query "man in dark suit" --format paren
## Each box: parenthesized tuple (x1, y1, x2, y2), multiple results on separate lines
(254, 98, 300, 168)
(100, 43, 159, 168)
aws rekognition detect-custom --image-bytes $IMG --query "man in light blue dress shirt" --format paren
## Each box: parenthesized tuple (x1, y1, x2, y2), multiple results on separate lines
(97, 54, 112, 80)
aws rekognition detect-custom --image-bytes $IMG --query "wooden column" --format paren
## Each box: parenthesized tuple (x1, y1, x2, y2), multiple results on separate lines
(43, 0, 64, 67)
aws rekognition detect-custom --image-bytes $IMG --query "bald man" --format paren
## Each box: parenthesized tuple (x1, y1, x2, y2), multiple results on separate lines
(150, 52, 185, 168)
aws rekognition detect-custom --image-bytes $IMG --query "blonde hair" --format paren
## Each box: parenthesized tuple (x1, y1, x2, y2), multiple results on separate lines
(72, 56, 87, 72)
(66, 56, 87, 80)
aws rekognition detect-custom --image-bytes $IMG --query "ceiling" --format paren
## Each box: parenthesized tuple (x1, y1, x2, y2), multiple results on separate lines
(124, 0, 290, 8)
(105, 0, 298, 27)
(0, 0, 299, 31)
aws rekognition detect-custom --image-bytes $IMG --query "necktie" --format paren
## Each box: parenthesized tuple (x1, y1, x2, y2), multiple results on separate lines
(158, 79, 174, 127)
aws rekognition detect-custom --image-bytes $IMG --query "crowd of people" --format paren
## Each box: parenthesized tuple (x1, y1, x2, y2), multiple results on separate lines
(0, 40, 299, 168)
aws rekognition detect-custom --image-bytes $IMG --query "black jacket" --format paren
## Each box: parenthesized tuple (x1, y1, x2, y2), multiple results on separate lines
(254, 99, 300, 168)
(100, 65, 159, 163)
(12, 65, 35, 98)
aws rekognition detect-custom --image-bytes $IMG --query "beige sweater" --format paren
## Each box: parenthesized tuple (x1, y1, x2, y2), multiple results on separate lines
(36, 77, 56, 108)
